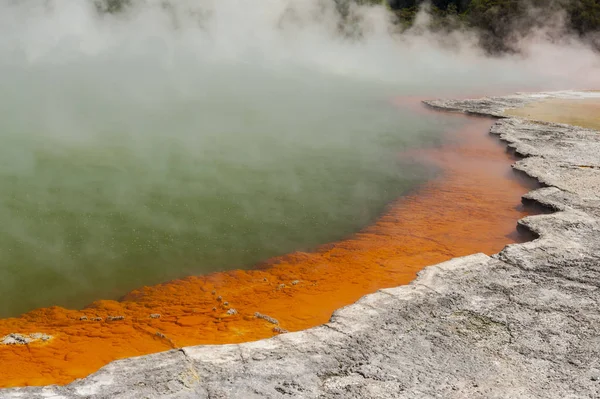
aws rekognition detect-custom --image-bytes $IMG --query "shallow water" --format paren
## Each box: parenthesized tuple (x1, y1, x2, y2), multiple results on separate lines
(0, 64, 469, 317)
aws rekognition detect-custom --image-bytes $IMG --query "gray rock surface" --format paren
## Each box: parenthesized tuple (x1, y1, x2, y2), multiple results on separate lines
(3, 91, 600, 398)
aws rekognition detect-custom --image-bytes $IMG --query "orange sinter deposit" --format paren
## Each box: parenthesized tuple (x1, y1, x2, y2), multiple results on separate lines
(0, 106, 538, 388)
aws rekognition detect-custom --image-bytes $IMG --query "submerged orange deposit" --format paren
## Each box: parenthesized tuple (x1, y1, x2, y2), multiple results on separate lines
(0, 109, 536, 387)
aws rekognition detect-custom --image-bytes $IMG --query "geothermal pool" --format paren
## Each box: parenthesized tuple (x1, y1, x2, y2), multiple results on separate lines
(2, 0, 599, 390)
(0, 104, 537, 387)
(0, 68, 462, 318)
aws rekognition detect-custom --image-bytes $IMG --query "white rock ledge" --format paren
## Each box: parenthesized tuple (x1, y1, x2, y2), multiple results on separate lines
(3, 91, 600, 398)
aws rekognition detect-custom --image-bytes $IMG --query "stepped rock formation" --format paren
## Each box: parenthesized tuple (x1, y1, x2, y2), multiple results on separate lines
(2, 91, 600, 398)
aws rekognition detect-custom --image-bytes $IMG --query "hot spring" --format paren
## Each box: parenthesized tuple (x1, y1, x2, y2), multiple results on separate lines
(0, 62, 459, 317)
(3, 0, 585, 318)
(1, 0, 600, 387)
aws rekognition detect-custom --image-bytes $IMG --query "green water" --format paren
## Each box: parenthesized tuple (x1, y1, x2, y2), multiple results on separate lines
(0, 61, 468, 317)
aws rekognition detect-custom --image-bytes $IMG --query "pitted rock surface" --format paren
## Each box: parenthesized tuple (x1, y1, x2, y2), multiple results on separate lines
(3, 91, 600, 398)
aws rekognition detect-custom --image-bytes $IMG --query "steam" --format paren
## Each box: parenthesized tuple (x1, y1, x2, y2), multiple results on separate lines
(0, 0, 598, 317)
(1, 0, 598, 89)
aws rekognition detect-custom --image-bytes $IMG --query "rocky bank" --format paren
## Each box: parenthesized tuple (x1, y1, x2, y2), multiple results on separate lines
(2, 91, 600, 398)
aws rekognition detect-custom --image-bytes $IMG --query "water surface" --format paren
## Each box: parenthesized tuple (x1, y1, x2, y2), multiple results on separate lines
(0, 64, 466, 317)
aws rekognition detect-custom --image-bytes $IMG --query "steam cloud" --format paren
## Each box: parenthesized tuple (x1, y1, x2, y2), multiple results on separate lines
(1, 0, 598, 89)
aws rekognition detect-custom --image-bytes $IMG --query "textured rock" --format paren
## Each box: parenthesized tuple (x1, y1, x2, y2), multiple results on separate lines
(1, 333, 52, 346)
(3, 91, 600, 398)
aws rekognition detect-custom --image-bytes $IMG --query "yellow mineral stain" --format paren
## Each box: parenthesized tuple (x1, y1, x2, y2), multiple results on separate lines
(505, 97, 600, 130)
(0, 104, 536, 388)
